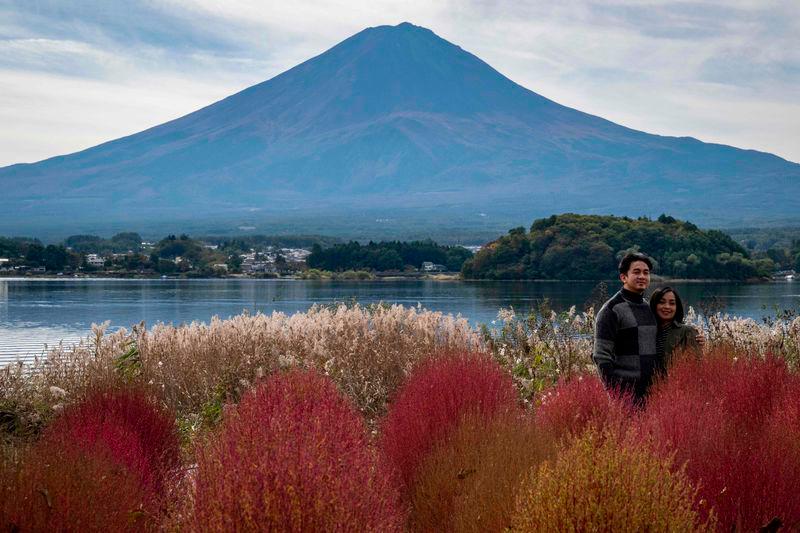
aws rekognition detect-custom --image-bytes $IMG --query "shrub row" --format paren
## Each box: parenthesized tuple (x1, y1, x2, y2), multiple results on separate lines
(3, 348, 800, 531)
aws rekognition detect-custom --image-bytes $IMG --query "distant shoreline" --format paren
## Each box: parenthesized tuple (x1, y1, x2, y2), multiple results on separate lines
(0, 273, 784, 284)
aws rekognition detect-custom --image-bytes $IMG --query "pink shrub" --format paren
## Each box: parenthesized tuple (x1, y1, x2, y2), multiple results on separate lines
(2, 387, 181, 531)
(535, 373, 633, 442)
(4, 440, 157, 532)
(379, 351, 520, 494)
(190, 369, 403, 532)
(42, 387, 181, 495)
(641, 349, 800, 530)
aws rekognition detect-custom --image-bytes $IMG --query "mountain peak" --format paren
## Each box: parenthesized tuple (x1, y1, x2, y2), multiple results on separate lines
(0, 23, 797, 237)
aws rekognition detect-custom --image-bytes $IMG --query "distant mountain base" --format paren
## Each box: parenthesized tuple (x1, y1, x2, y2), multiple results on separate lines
(5, 204, 800, 244)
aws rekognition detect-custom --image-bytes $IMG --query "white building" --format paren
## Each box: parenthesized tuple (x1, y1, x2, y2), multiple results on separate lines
(422, 261, 446, 272)
(85, 254, 105, 267)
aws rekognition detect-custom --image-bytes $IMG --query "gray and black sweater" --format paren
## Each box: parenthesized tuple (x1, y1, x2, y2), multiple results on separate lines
(593, 288, 658, 400)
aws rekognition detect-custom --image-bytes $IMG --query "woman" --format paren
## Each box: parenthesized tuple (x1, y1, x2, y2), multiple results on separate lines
(650, 286, 700, 374)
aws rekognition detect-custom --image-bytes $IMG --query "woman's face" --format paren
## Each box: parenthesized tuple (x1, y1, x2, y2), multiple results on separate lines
(655, 291, 677, 323)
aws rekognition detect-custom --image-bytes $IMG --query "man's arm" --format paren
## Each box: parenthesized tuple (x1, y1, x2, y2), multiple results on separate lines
(593, 304, 618, 388)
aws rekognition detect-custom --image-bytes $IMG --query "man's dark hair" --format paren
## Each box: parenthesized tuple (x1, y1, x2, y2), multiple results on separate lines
(618, 252, 653, 274)
(650, 286, 685, 324)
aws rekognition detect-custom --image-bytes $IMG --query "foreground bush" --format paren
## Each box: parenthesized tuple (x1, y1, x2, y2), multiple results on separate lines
(2, 388, 178, 531)
(380, 351, 520, 495)
(42, 387, 181, 495)
(535, 373, 633, 442)
(408, 411, 553, 532)
(190, 369, 403, 532)
(641, 349, 800, 530)
(2, 444, 157, 531)
(512, 429, 715, 532)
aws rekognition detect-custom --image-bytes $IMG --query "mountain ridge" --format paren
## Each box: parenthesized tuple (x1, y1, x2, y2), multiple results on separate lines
(2, 22, 798, 238)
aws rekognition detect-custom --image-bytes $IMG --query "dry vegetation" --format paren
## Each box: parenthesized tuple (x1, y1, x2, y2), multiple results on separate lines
(3, 301, 799, 446)
(1, 303, 480, 443)
(2, 302, 800, 531)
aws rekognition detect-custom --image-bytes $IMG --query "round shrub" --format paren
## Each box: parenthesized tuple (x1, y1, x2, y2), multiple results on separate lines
(3, 443, 157, 532)
(379, 351, 520, 494)
(42, 387, 181, 495)
(641, 349, 800, 530)
(190, 369, 403, 532)
(512, 429, 715, 532)
(535, 373, 633, 442)
(408, 411, 553, 532)
(2, 387, 181, 531)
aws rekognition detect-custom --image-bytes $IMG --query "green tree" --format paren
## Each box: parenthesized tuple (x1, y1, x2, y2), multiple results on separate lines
(42, 245, 69, 271)
(463, 214, 762, 280)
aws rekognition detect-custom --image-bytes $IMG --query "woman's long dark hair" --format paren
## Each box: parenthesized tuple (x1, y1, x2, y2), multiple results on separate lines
(650, 286, 685, 324)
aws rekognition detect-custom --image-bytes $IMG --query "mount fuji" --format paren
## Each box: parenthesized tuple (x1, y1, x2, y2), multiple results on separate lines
(2, 22, 798, 239)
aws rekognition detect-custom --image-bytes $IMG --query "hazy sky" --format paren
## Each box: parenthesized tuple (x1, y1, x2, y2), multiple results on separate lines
(1, 0, 798, 167)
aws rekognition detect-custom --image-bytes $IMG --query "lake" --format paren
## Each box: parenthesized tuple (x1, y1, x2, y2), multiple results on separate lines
(1, 278, 798, 364)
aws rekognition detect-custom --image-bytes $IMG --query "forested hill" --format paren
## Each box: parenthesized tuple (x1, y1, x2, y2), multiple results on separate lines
(461, 214, 774, 280)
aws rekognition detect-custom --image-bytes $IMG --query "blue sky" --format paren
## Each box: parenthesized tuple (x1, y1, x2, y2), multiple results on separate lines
(1, 0, 798, 166)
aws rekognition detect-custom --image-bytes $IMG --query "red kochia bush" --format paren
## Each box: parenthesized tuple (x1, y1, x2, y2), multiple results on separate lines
(641, 349, 800, 530)
(4, 443, 157, 532)
(379, 351, 520, 494)
(190, 369, 403, 532)
(3, 388, 180, 531)
(535, 373, 633, 442)
(42, 387, 182, 495)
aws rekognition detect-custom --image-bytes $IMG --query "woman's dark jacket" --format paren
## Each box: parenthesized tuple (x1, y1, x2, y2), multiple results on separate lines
(657, 322, 700, 372)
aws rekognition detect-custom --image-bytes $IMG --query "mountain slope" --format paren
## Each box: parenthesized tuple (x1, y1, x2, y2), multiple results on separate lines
(2, 22, 798, 237)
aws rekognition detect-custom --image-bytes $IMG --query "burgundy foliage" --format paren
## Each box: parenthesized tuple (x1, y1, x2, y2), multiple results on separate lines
(2, 388, 180, 531)
(379, 351, 520, 494)
(641, 349, 800, 530)
(535, 373, 634, 442)
(190, 369, 403, 532)
(42, 387, 182, 495)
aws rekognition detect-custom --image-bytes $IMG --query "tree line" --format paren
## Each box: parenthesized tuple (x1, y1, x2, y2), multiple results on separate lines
(307, 240, 473, 272)
(461, 214, 779, 280)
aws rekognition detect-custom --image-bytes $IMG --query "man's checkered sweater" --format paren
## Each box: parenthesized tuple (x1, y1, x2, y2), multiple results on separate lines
(593, 288, 658, 400)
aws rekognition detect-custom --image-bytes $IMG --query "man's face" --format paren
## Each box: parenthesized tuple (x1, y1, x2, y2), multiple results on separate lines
(620, 260, 650, 293)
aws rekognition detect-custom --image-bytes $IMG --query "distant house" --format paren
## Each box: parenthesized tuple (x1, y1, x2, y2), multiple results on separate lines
(422, 261, 447, 272)
(85, 254, 105, 267)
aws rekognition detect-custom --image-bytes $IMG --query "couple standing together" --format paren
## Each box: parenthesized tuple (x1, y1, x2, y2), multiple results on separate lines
(593, 252, 702, 403)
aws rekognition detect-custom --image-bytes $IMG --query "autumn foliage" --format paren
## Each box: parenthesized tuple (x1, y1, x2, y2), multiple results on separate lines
(189, 369, 403, 532)
(512, 428, 716, 532)
(379, 351, 521, 496)
(1, 388, 180, 531)
(407, 411, 553, 532)
(641, 349, 800, 530)
(535, 373, 633, 442)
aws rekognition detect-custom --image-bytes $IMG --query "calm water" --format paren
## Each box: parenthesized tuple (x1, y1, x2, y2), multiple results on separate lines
(1, 278, 798, 363)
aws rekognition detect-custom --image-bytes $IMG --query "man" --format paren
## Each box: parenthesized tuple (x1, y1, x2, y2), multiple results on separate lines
(593, 252, 658, 403)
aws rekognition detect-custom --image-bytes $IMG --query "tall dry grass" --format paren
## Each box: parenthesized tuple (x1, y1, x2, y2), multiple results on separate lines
(482, 304, 597, 401)
(686, 308, 800, 368)
(1, 304, 480, 440)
